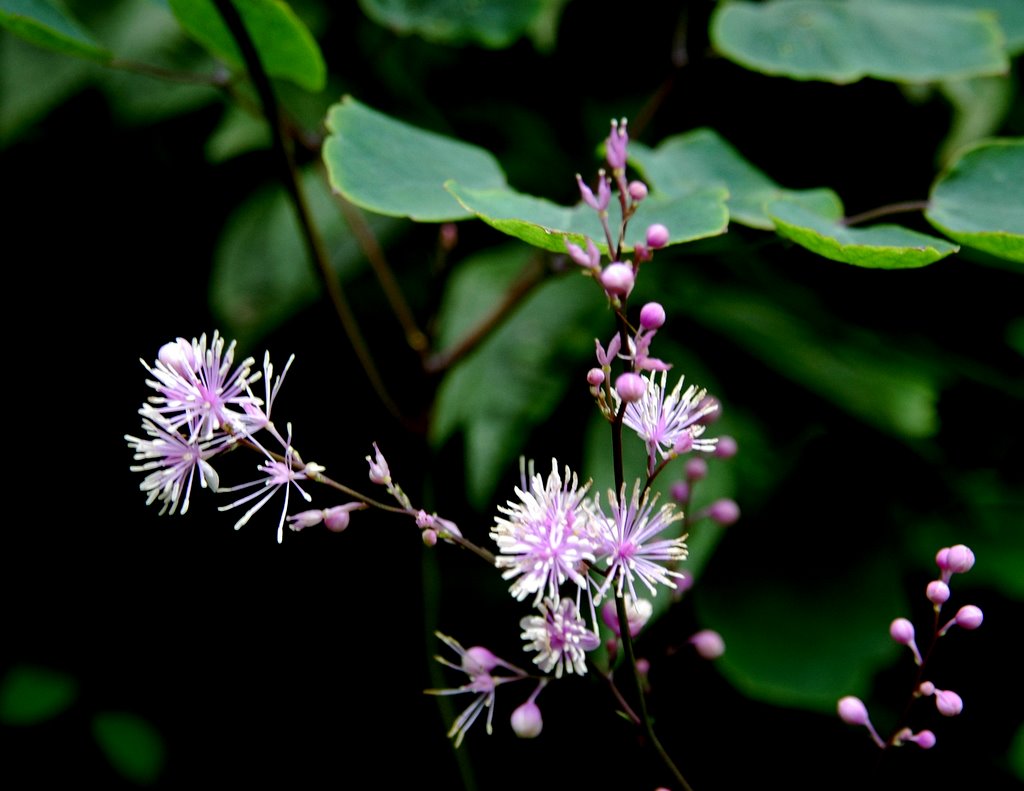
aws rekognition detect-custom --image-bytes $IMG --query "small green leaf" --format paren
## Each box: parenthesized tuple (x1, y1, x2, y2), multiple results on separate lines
(629, 129, 842, 230)
(168, 0, 326, 91)
(926, 137, 1024, 263)
(0, 0, 110, 61)
(446, 182, 729, 253)
(323, 96, 508, 222)
(0, 665, 77, 725)
(711, 0, 1008, 84)
(768, 200, 959, 268)
(357, 0, 546, 48)
(210, 167, 403, 349)
(430, 245, 602, 507)
(93, 712, 165, 785)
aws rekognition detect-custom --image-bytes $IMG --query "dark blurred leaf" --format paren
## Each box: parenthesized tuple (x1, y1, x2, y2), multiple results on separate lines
(0, 0, 110, 61)
(323, 96, 507, 222)
(711, 0, 1008, 84)
(93, 711, 165, 785)
(926, 137, 1024, 263)
(0, 665, 77, 725)
(357, 0, 548, 48)
(168, 0, 326, 91)
(430, 245, 602, 507)
(937, 76, 1016, 166)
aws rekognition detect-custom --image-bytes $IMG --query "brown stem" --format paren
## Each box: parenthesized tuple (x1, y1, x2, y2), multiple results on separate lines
(842, 200, 930, 227)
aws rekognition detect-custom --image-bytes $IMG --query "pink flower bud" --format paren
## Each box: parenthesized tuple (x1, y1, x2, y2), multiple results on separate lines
(587, 368, 605, 386)
(934, 688, 963, 717)
(837, 696, 870, 726)
(158, 338, 197, 377)
(670, 481, 689, 503)
(685, 458, 708, 481)
(287, 509, 324, 531)
(955, 604, 984, 630)
(935, 546, 951, 570)
(635, 657, 650, 675)
(366, 442, 390, 485)
(323, 503, 363, 532)
(946, 544, 975, 574)
(673, 431, 694, 454)
(601, 597, 653, 637)
(646, 223, 670, 249)
(421, 529, 438, 547)
(601, 262, 635, 297)
(639, 301, 666, 330)
(440, 222, 458, 251)
(889, 618, 915, 645)
(616, 372, 646, 402)
(714, 435, 738, 458)
(926, 580, 950, 605)
(707, 499, 740, 526)
(462, 647, 499, 675)
(689, 629, 726, 659)
(918, 680, 935, 696)
(628, 180, 648, 201)
(909, 729, 937, 749)
(510, 700, 543, 739)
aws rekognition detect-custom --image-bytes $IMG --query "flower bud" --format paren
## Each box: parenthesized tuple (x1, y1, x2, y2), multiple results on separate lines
(601, 262, 635, 297)
(955, 604, 984, 630)
(706, 499, 740, 526)
(158, 338, 197, 377)
(615, 372, 646, 403)
(628, 180, 648, 201)
(685, 458, 708, 481)
(587, 368, 605, 387)
(935, 688, 963, 717)
(462, 646, 499, 675)
(421, 529, 438, 547)
(689, 629, 726, 659)
(946, 544, 975, 574)
(670, 481, 689, 503)
(287, 509, 324, 532)
(646, 223, 670, 249)
(926, 580, 950, 605)
(714, 435, 738, 458)
(510, 700, 543, 739)
(889, 618, 915, 645)
(639, 302, 666, 330)
(837, 696, 870, 726)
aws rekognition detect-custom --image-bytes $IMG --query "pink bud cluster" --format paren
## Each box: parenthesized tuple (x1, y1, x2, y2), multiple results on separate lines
(838, 544, 983, 753)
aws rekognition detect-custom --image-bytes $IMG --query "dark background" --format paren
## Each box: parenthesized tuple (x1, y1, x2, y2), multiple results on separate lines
(3, 1, 1022, 789)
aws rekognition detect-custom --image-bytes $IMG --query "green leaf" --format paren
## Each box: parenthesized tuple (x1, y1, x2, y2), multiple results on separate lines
(210, 167, 404, 349)
(430, 245, 602, 507)
(357, 0, 546, 48)
(695, 552, 903, 711)
(937, 76, 1016, 166)
(926, 137, 1024, 263)
(323, 96, 508, 222)
(858, 0, 1024, 55)
(768, 200, 959, 268)
(93, 712, 165, 785)
(684, 287, 942, 438)
(0, 665, 77, 725)
(446, 182, 729, 253)
(0, 0, 110, 61)
(628, 129, 842, 230)
(168, 0, 326, 92)
(710, 0, 1008, 84)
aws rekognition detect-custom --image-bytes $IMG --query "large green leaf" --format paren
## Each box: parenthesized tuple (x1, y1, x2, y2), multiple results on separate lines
(711, 0, 1008, 84)
(93, 712, 165, 785)
(695, 551, 903, 711)
(357, 0, 547, 48)
(430, 245, 603, 507)
(0, 0, 110, 61)
(210, 167, 404, 349)
(323, 96, 508, 222)
(168, 0, 325, 91)
(446, 182, 729, 254)
(857, 0, 1024, 55)
(926, 137, 1024, 263)
(769, 200, 960, 268)
(0, 665, 77, 725)
(629, 129, 842, 230)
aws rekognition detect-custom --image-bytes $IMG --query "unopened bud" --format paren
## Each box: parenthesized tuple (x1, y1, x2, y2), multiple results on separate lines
(689, 629, 726, 659)
(955, 604, 984, 630)
(422, 529, 438, 547)
(890, 618, 915, 645)
(601, 262, 635, 297)
(639, 301, 666, 330)
(646, 223, 670, 249)
(628, 180, 648, 202)
(510, 700, 543, 739)
(157, 338, 197, 377)
(714, 435, 738, 458)
(837, 695, 870, 726)
(587, 368, 605, 387)
(934, 688, 963, 717)
(946, 544, 975, 574)
(926, 580, 950, 605)
(685, 458, 708, 481)
(616, 372, 646, 402)
(706, 499, 740, 526)
(670, 481, 689, 503)
(462, 647, 499, 675)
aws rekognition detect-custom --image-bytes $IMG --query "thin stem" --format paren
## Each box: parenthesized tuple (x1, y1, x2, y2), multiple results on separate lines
(603, 669, 642, 726)
(842, 200, 930, 227)
(211, 0, 405, 425)
(423, 253, 547, 375)
(107, 58, 228, 86)
(616, 594, 693, 791)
